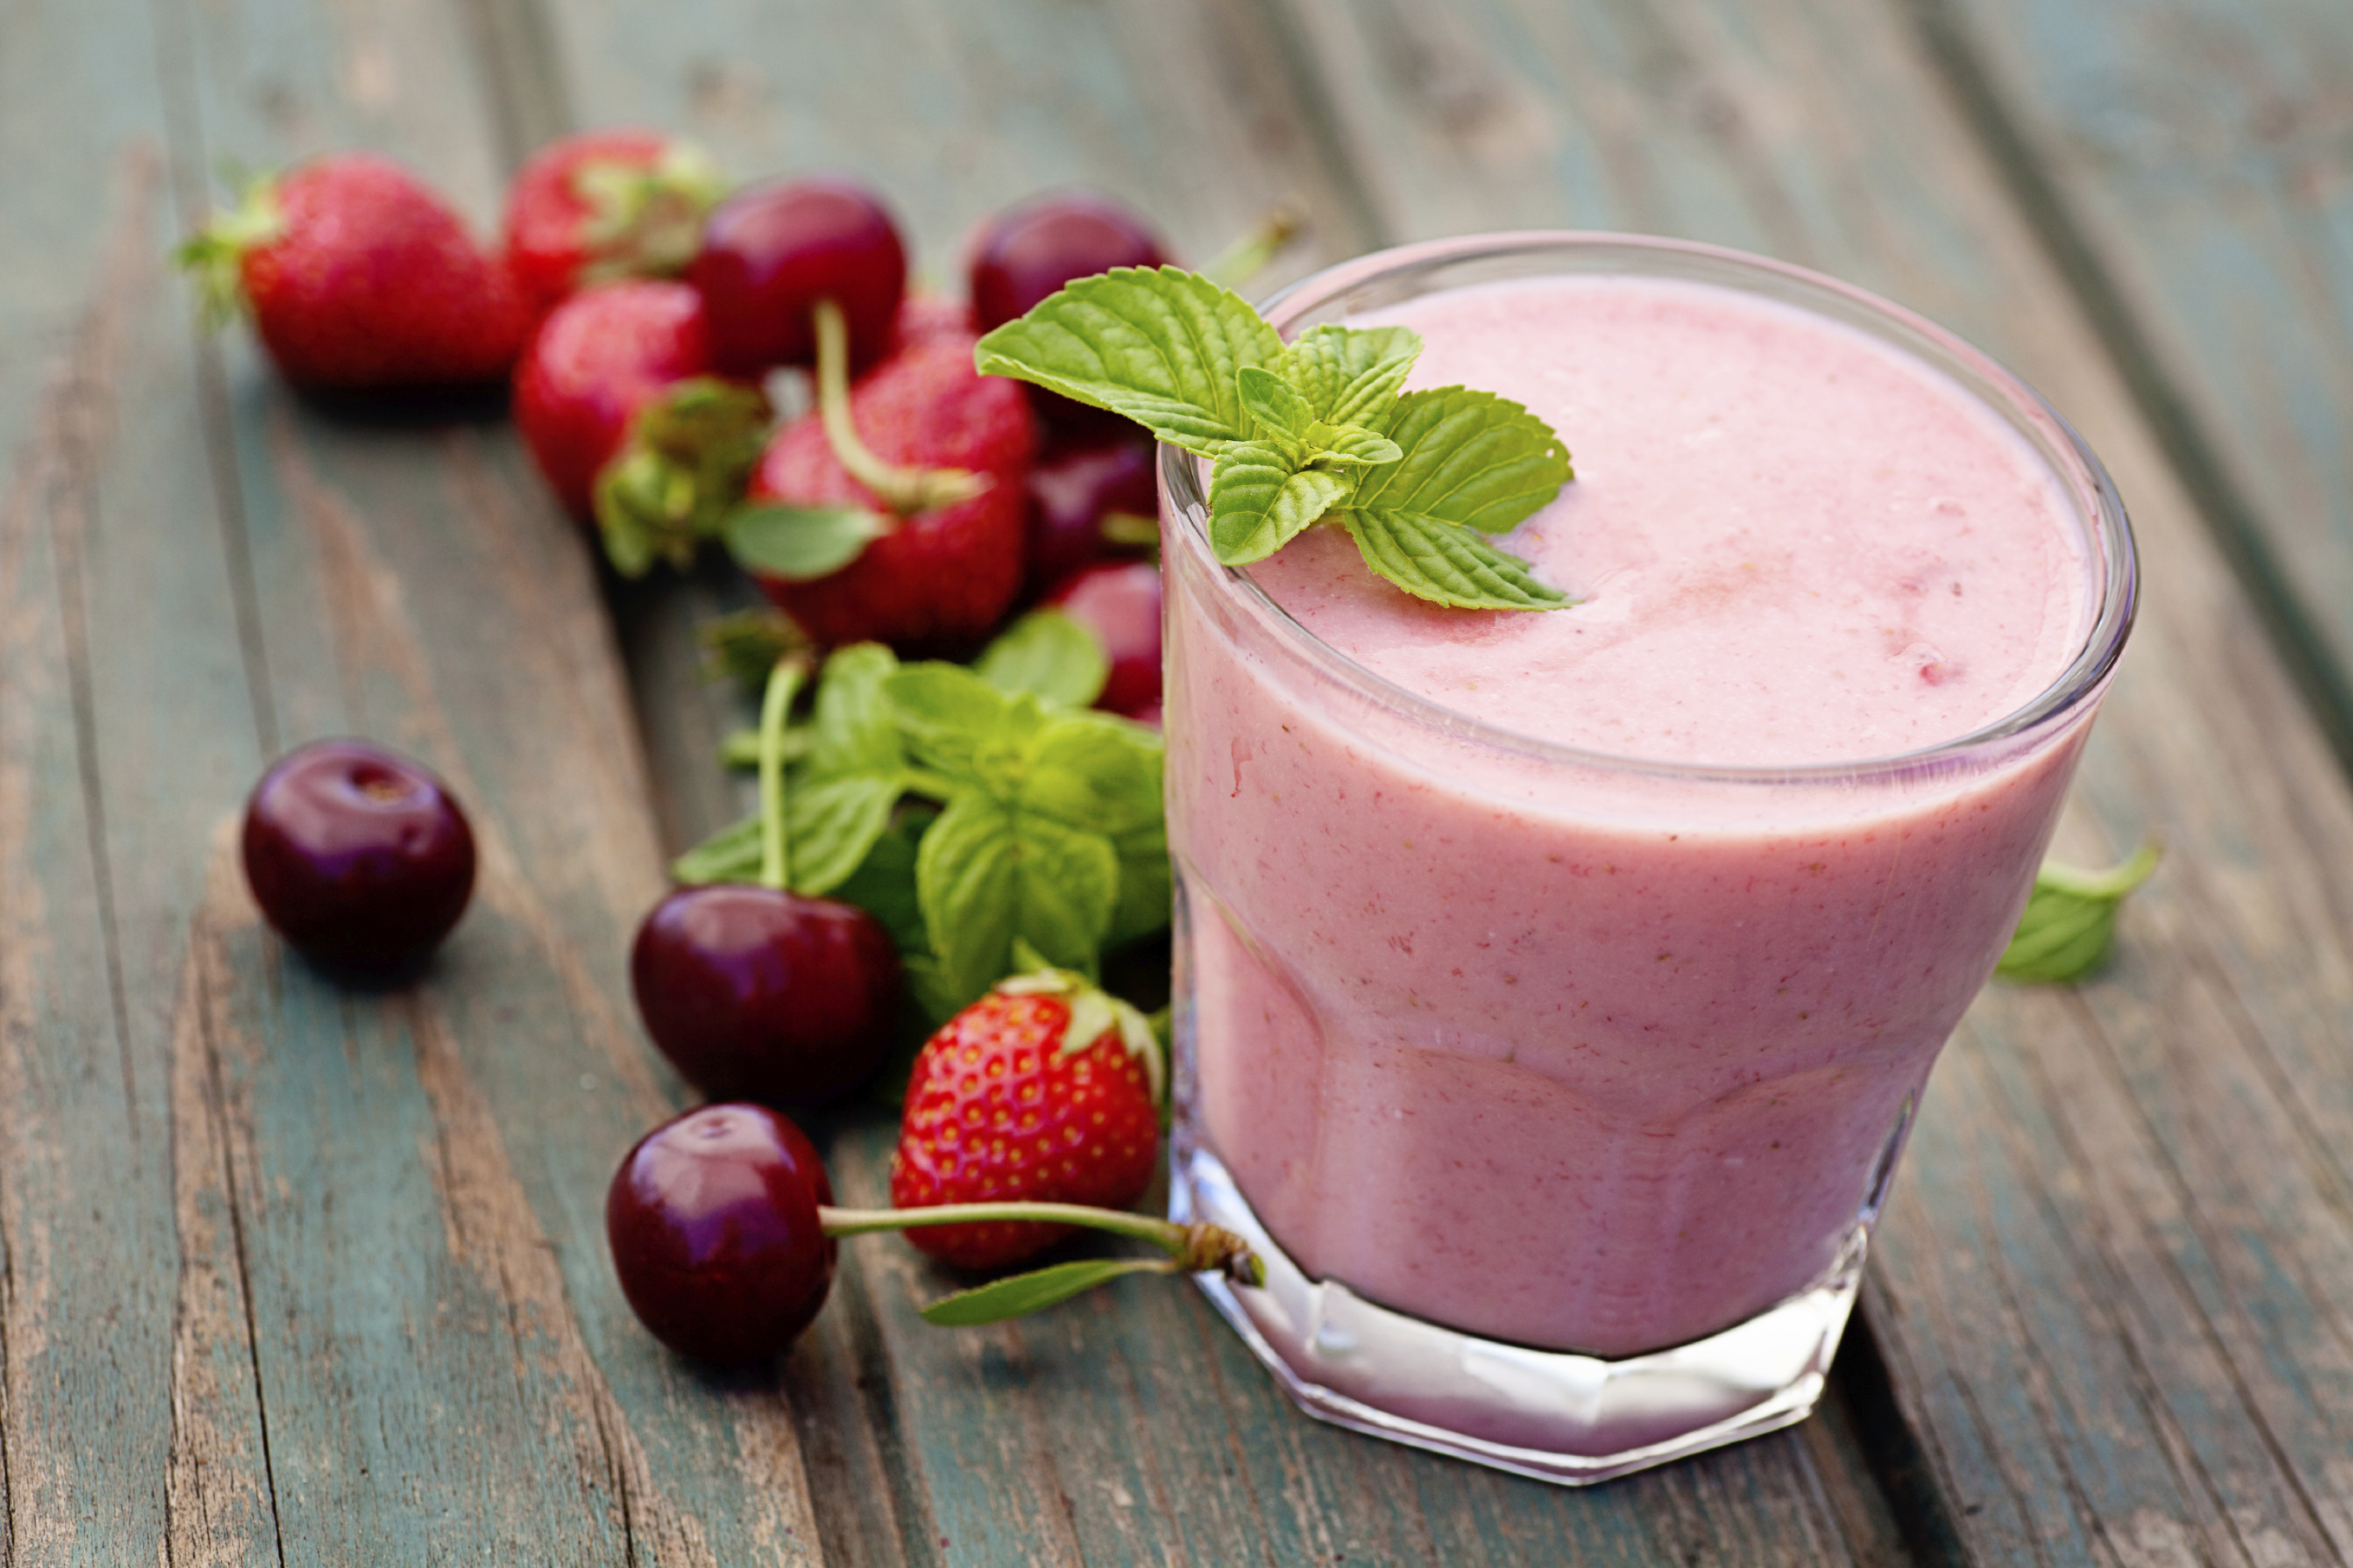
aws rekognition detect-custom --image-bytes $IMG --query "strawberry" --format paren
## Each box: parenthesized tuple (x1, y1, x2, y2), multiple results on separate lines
(513, 280, 769, 575)
(502, 129, 725, 316)
(891, 966, 1164, 1270)
(742, 324, 1036, 651)
(178, 154, 529, 387)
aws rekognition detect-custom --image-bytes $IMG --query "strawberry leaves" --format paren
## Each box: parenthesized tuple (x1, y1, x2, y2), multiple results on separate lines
(676, 633, 1167, 1020)
(976, 266, 1576, 610)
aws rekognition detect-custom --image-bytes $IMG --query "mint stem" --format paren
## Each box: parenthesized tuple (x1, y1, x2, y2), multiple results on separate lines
(757, 656, 805, 891)
(813, 298, 988, 515)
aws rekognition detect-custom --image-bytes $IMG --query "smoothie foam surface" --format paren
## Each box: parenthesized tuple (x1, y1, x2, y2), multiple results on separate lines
(1242, 275, 2092, 768)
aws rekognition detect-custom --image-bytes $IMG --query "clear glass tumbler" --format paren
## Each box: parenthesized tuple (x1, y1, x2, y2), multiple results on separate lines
(1161, 233, 2137, 1484)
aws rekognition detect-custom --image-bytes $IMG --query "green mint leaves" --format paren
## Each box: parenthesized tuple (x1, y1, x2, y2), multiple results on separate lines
(1998, 843, 2162, 983)
(677, 633, 1167, 1021)
(975, 267, 1576, 611)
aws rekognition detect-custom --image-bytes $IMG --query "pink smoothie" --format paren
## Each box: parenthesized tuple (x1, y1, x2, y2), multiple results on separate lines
(1167, 274, 2101, 1357)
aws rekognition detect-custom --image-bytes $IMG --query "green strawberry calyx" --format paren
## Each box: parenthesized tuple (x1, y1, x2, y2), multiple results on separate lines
(174, 172, 288, 330)
(994, 940, 1165, 1105)
(595, 377, 774, 577)
(570, 139, 729, 286)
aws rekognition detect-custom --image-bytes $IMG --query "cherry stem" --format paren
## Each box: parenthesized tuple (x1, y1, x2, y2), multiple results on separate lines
(819, 1203, 1265, 1285)
(1198, 206, 1304, 294)
(756, 656, 805, 891)
(812, 297, 989, 516)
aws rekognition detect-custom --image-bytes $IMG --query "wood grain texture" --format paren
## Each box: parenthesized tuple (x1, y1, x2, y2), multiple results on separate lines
(1266, 0, 2353, 1560)
(541, 2, 1902, 1562)
(1915, 0, 2353, 762)
(0, 0, 828, 1557)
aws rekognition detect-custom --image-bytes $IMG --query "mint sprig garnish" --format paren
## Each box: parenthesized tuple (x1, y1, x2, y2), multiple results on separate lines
(1997, 843, 2162, 983)
(677, 635, 1167, 1020)
(975, 265, 1576, 611)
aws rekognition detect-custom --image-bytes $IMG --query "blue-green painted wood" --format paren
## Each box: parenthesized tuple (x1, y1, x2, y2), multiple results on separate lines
(1925, 0, 2353, 761)
(147, 0, 839, 1546)
(0, 0, 277, 1558)
(1265, 0, 2353, 1561)
(0, 0, 836, 1558)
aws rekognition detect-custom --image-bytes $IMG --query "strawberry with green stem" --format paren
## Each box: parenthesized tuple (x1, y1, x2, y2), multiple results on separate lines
(503, 128, 726, 315)
(513, 279, 770, 575)
(890, 956, 1165, 1268)
(729, 305, 1034, 651)
(179, 153, 531, 388)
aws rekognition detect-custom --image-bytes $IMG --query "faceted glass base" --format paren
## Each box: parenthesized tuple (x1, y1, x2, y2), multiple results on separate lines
(1172, 1144, 1865, 1486)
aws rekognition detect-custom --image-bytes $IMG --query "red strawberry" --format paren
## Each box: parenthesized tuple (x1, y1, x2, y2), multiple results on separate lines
(503, 129, 725, 315)
(178, 154, 529, 387)
(744, 327, 1036, 651)
(513, 280, 769, 574)
(891, 967, 1164, 1270)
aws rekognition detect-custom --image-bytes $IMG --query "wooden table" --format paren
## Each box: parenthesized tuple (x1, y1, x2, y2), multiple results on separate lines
(5, 0, 2350, 1561)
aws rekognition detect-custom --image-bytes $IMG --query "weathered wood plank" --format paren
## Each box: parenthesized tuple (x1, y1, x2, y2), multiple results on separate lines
(0, 0, 835, 1558)
(1915, 0, 2353, 764)
(1268, 0, 2353, 1559)
(0, 1, 275, 1557)
(544, 2, 1899, 1562)
(159, 0, 838, 1539)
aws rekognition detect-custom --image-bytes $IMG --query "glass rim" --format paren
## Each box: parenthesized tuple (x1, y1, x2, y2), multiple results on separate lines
(1159, 230, 2140, 786)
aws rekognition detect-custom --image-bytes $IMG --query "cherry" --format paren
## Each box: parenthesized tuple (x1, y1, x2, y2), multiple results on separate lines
(1047, 559, 1164, 719)
(1024, 434, 1158, 594)
(606, 1103, 837, 1363)
(631, 884, 900, 1105)
(690, 176, 905, 374)
(969, 191, 1169, 331)
(970, 192, 1169, 437)
(241, 739, 476, 974)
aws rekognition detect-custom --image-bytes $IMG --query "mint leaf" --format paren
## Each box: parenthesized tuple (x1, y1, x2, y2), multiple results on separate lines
(1351, 386, 1572, 534)
(807, 643, 904, 778)
(1209, 444, 1351, 565)
(920, 1258, 1170, 1326)
(833, 803, 935, 955)
(788, 775, 904, 896)
(1024, 713, 1163, 837)
(673, 815, 762, 885)
(1106, 818, 1172, 948)
(1238, 366, 1313, 442)
(1302, 421, 1402, 467)
(700, 607, 811, 688)
(1278, 323, 1421, 429)
(975, 609, 1109, 710)
(725, 502, 892, 580)
(889, 664, 1046, 791)
(914, 794, 1021, 1006)
(915, 794, 1118, 1010)
(1341, 507, 1571, 610)
(973, 266, 1283, 457)
(1997, 843, 2161, 983)
(719, 725, 815, 770)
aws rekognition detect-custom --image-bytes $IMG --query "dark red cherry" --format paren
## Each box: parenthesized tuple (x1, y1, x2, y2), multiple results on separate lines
(631, 884, 901, 1105)
(969, 191, 1169, 330)
(970, 192, 1169, 437)
(606, 1103, 837, 1363)
(690, 176, 906, 374)
(240, 739, 476, 974)
(1024, 434, 1158, 595)
(1047, 559, 1164, 719)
